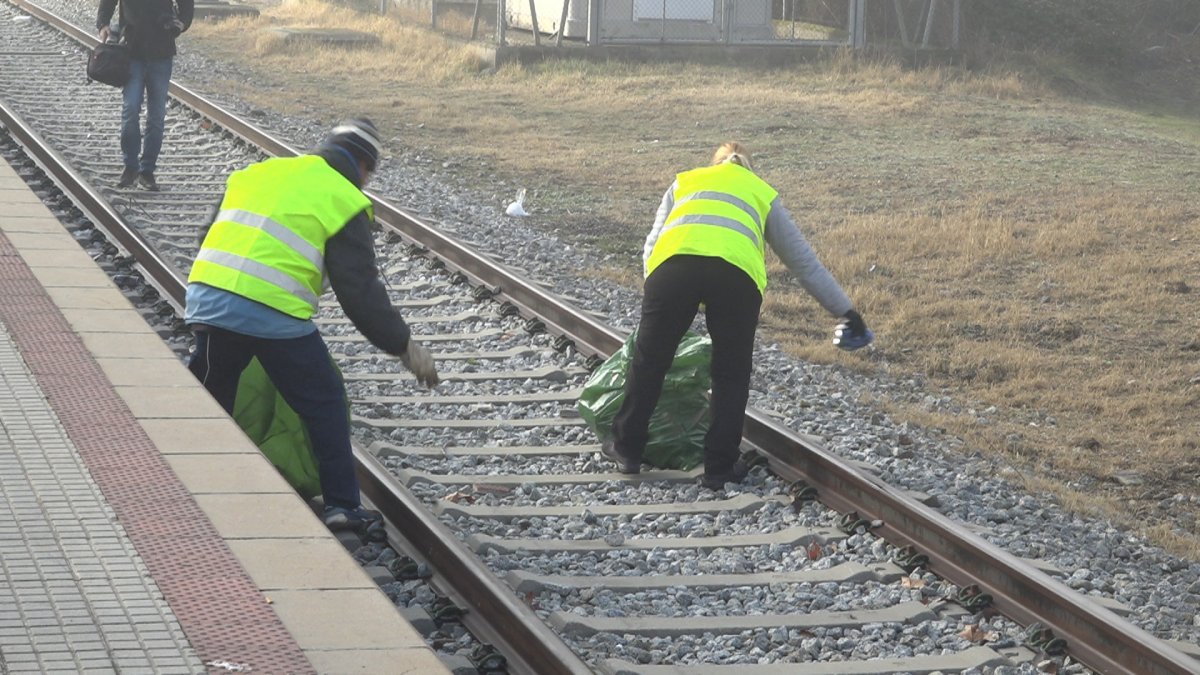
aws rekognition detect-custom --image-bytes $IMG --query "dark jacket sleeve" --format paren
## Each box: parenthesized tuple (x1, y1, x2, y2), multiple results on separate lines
(97, 0, 117, 29)
(176, 0, 193, 30)
(326, 210, 411, 356)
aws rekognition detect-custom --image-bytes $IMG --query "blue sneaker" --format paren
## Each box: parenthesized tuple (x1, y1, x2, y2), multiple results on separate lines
(323, 506, 387, 542)
(833, 311, 874, 351)
(833, 326, 874, 351)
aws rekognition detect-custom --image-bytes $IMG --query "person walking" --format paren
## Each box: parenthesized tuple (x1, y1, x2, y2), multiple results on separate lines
(96, 0, 193, 191)
(601, 142, 873, 489)
(184, 118, 439, 538)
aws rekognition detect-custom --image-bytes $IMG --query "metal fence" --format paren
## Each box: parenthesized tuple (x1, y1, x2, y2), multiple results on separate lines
(395, 0, 960, 50)
(593, 0, 862, 45)
(498, 0, 864, 46)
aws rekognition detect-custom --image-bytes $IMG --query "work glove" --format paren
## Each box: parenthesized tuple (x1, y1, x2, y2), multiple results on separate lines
(833, 309, 874, 351)
(400, 340, 439, 388)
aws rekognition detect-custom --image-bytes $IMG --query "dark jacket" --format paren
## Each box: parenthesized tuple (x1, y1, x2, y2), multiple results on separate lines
(320, 146, 413, 357)
(197, 146, 412, 356)
(97, 0, 193, 60)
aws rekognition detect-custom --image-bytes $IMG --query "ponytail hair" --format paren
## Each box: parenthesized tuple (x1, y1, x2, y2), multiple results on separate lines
(711, 141, 753, 172)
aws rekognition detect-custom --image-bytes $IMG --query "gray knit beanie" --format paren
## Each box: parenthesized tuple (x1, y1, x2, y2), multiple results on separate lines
(327, 117, 382, 172)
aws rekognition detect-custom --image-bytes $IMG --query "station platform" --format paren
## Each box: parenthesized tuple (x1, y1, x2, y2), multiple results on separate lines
(0, 156, 450, 673)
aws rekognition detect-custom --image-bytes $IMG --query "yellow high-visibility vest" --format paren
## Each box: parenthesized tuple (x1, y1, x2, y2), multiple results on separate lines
(188, 155, 372, 319)
(645, 162, 777, 293)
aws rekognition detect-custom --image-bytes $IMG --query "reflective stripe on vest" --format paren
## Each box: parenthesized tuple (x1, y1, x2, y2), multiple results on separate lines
(193, 248, 320, 310)
(662, 190, 764, 247)
(188, 155, 372, 319)
(646, 162, 778, 293)
(212, 208, 325, 270)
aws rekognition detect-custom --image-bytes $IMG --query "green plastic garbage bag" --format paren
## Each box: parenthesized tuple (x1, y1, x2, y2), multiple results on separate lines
(231, 357, 323, 499)
(577, 331, 712, 470)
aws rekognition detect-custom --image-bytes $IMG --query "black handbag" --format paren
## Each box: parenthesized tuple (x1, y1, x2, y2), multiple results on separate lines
(87, 40, 131, 87)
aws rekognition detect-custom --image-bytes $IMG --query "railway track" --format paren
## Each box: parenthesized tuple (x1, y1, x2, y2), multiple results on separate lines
(2, 1, 1197, 673)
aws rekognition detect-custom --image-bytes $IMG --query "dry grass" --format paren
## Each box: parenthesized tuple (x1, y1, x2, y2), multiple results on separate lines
(189, 0, 491, 88)
(184, 1, 1200, 556)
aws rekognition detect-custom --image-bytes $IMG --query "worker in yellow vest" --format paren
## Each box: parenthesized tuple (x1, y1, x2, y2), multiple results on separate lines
(601, 142, 872, 489)
(184, 118, 438, 539)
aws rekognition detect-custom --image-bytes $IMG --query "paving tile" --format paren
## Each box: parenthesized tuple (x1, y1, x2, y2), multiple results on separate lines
(268, 589, 426, 650)
(227, 538, 376, 591)
(0, 230, 434, 673)
(137, 418, 258, 455)
(307, 647, 451, 674)
(193, 493, 327, 539)
(163, 453, 294, 495)
(0, 324, 202, 673)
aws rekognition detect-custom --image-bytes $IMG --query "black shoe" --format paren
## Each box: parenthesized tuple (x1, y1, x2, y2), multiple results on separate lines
(138, 171, 160, 191)
(600, 439, 640, 474)
(117, 167, 138, 188)
(699, 459, 749, 490)
(324, 506, 387, 542)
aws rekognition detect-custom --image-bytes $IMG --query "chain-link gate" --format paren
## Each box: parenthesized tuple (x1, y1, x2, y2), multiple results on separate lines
(482, 0, 864, 46)
(395, 0, 969, 50)
(391, 0, 963, 49)
(593, 0, 863, 45)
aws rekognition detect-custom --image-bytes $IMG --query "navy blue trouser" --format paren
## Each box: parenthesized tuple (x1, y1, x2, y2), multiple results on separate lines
(187, 328, 360, 510)
(611, 255, 763, 476)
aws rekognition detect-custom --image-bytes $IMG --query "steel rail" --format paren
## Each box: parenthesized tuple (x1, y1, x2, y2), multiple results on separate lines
(0, 97, 187, 307)
(3, 5, 596, 670)
(6, 1, 1197, 672)
(744, 417, 1200, 675)
(170, 87, 627, 361)
(0, 91, 592, 674)
(4, 0, 621, 361)
(170, 82, 1200, 671)
(354, 449, 593, 674)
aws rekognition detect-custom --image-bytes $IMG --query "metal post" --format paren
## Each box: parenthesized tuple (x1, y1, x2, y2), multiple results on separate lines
(471, 0, 482, 40)
(894, 0, 910, 47)
(857, 0, 866, 48)
(722, 0, 731, 44)
(922, 0, 938, 48)
(586, 0, 599, 46)
(660, 0, 666, 42)
(431, 0, 437, 28)
(498, 0, 507, 45)
(556, 0, 569, 45)
(528, 0, 541, 46)
(846, 0, 853, 46)
(915, 0, 929, 45)
(951, 0, 961, 49)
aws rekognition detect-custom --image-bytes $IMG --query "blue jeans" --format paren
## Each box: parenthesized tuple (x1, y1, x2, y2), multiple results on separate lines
(187, 328, 361, 510)
(121, 58, 173, 173)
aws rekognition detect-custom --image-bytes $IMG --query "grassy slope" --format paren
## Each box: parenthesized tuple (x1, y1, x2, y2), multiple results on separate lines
(186, 0, 1200, 556)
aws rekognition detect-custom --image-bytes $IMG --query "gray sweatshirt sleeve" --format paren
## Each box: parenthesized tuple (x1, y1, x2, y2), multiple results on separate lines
(764, 198, 853, 317)
(641, 184, 676, 276)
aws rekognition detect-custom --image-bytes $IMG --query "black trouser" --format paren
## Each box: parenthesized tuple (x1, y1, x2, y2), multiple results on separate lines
(611, 255, 762, 475)
(188, 327, 360, 510)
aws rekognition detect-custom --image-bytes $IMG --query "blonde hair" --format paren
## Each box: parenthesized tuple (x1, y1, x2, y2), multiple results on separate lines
(711, 141, 753, 172)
